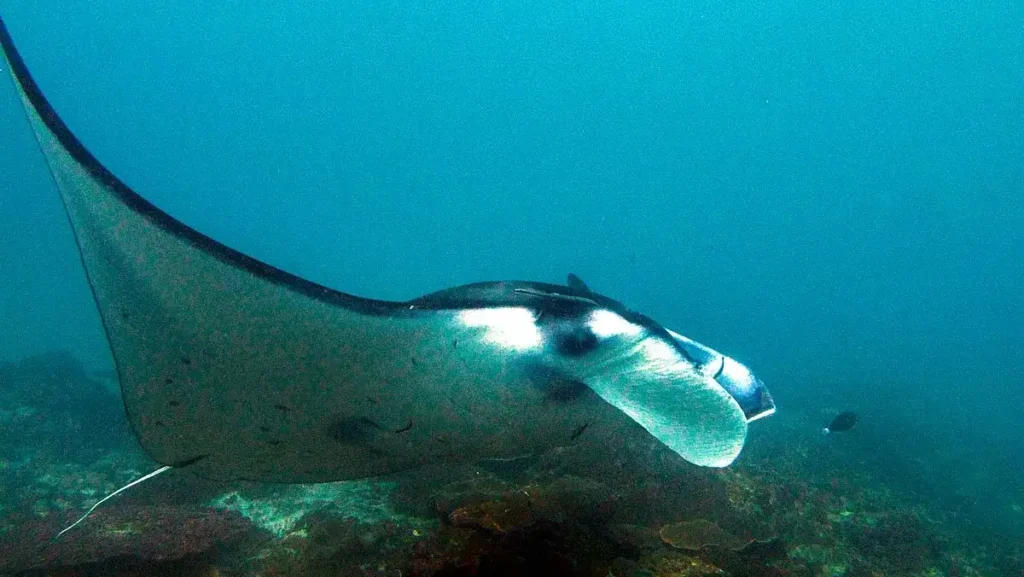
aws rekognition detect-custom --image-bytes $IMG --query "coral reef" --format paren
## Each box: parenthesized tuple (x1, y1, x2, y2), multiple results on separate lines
(208, 480, 409, 537)
(659, 519, 752, 551)
(1, 504, 258, 573)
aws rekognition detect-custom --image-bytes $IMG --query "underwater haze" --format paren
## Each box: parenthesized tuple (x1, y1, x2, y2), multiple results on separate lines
(1, 1, 1023, 575)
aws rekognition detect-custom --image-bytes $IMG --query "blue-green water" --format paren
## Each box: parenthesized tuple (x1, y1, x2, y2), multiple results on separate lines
(1, 2, 1022, 575)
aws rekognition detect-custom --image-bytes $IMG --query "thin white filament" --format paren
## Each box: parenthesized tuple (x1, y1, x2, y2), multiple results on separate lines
(51, 464, 173, 542)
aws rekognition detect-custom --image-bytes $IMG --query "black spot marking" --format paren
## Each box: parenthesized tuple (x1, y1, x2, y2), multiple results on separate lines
(275, 404, 292, 412)
(259, 426, 270, 433)
(181, 357, 191, 366)
(169, 400, 180, 407)
(121, 312, 131, 321)
(555, 327, 599, 357)
(327, 417, 381, 444)
(395, 420, 413, 434)
(164, 377, 174, 385)
(155, 421, 166, 427)
(570, 423, 589, 441)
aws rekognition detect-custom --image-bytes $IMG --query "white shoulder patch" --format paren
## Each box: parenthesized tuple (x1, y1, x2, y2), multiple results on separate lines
(457, 307, 544, 351)
(587, 309, 644, 338)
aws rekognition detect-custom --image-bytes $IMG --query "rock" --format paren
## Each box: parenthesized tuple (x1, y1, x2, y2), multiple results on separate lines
(640, 550, 726, 576)
(659, 519, 753, 551)
(608, 523, 665, 553)
(439, 475, 616, 535)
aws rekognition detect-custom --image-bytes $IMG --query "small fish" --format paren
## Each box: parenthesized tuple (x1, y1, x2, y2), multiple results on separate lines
(823, 411, 858, 434)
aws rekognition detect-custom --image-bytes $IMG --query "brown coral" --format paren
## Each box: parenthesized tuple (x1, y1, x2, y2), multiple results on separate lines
(1, 504, 259, 573)
(658, 519, 753, 551)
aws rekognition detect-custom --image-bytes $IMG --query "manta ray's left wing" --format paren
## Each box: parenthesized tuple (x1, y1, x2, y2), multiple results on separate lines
(0, 17, 589, 482)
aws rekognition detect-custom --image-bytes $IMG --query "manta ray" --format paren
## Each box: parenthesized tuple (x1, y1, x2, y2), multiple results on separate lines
(0, 15, 774, 531)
